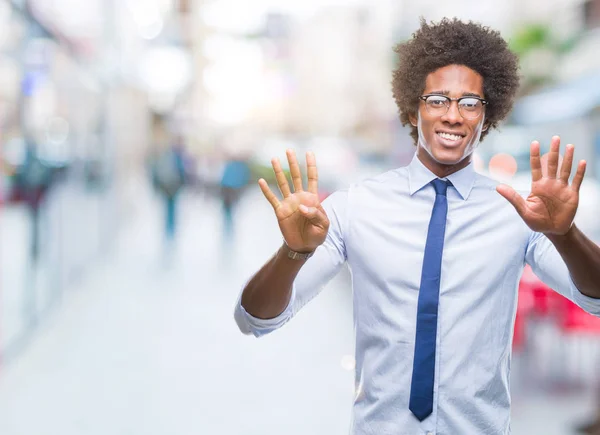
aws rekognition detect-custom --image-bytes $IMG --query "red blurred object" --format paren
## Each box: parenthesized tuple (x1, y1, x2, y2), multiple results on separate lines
(559, 299, 600, 334)
(514, 280, 533, 350)
(514, 265, 600, 350)
(513, 311, 527, 351)
(521, 265, 564, 317)
(514, 266, 538, 351)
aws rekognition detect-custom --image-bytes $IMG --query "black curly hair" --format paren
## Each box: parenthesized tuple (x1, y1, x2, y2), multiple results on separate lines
(392, 18, 520, 144)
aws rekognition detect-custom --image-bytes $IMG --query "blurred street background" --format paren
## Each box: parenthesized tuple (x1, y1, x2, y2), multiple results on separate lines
(1, 0, 600, 434)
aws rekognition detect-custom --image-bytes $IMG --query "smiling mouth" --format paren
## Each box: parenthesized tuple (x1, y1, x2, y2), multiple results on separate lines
(437, 132, 465, 142)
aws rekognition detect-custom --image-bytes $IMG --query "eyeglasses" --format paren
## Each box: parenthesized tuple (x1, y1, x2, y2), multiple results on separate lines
(419, 94, 488, 120)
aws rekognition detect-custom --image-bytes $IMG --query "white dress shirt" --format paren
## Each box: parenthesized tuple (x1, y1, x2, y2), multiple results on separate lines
(234, 153, 600, 435)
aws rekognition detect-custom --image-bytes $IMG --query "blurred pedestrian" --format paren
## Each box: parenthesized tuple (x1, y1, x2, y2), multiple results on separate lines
(219, 155, 251, 238)
(13, 142, 54, 263)
(234, 18, 600, 435)
(151, 136, 187, 247)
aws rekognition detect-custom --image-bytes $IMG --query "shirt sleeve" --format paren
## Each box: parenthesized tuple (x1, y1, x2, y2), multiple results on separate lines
(234, 189, 350, 337)
(525, 230, 600, 317)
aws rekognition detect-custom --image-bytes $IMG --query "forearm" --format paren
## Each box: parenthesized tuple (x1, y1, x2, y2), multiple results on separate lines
(546, 224, 600, 299)
(240, 244, 309, 319)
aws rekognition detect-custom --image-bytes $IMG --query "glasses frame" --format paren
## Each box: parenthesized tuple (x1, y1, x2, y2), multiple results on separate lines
(419, 94, 488, 119)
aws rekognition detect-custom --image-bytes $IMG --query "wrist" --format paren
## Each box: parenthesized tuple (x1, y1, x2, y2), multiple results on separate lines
(546, 223, 577, 245)
(281, 241, 315, 260)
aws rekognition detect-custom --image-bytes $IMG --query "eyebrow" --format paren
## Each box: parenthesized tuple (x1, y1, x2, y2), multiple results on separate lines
(428, 90, 484, 98)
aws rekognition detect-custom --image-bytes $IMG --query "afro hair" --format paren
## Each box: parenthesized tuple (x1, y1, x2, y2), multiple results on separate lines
(392, 18, 521, 144)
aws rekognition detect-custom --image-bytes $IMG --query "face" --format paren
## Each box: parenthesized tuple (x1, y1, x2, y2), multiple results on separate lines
(409, 64, 488, 177)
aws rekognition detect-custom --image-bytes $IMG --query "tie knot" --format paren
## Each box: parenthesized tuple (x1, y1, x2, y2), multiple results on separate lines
(431, 179, 449, 196)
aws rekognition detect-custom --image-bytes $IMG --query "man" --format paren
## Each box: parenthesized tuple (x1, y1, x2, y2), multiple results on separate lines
(234, 18, 600, 434)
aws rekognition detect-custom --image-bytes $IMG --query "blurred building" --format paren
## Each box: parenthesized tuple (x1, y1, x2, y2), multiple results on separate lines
(509, 0, 600, 179)
(0, 0, 193, 360)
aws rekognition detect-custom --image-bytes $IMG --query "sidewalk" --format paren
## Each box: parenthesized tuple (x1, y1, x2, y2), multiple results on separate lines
(0, 189, 355, 435)
(0, 187, 595, 435)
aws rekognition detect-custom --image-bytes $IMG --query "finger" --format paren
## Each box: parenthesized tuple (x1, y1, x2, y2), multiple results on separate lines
(496, 184, 527, 217)
(306, 151, 318, 194)
(530, 141, 542, 182)
(258, 178, 280, 210)
(546, 135, 560, 178)
(571, 160, 587, 192)
(286, 149, 304, 192)
(298, 204, 328, 227)
(559, 144, 574, 183)
(272, 158, 291, 198)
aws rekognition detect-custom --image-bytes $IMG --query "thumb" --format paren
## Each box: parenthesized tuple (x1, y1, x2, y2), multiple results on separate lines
(298, 204, 328, 228)
(496, 184, 527, 217)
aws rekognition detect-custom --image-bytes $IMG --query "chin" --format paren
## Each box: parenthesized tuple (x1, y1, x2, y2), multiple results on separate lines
(430, 148, 467, 165)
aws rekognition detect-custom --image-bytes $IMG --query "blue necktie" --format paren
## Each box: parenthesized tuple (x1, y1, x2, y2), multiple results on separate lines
(409, 179, 449, 421)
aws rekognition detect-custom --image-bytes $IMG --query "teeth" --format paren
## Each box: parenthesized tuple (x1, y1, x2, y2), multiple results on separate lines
(438, 132, 462, 141)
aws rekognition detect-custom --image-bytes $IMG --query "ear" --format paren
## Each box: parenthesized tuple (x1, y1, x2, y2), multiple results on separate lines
(482, 122, 489, 132)
(409, 113, 418, 127)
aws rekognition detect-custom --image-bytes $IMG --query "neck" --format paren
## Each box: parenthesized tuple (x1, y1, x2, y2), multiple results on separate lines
(416, 147, 472, 178)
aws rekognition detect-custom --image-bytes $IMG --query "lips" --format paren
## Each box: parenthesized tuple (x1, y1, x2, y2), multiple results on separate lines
(436, 131, 465, 147)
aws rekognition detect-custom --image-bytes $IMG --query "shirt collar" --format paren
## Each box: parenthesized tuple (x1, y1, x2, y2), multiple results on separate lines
(407, 152, 476, 200)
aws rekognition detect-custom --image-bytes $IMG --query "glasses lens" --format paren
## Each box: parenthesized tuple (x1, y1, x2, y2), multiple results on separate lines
(458, 98, 483, 119)
(425, 96, 448, 116)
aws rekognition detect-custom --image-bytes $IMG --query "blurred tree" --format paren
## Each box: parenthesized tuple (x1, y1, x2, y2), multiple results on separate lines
(509, 23, 582, 95)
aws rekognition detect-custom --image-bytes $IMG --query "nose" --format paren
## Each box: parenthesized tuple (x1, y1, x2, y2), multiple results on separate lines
(441, 100, 463, 124)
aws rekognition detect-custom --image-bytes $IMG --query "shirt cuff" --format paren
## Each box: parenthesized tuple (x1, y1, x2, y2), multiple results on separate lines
(233, 285, 296, 337)
(569, 275, 600, 317)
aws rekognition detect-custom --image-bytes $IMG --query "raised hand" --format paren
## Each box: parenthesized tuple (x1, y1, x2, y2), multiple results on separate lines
(496, 136, 586, 235)
(258, 149, 329, 253)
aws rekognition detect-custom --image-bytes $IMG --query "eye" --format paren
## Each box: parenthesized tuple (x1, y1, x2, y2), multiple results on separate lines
(459, 98, 481, 110)
(426, 96, 447, 106)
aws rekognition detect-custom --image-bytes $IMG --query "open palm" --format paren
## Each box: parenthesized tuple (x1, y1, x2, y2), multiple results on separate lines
(496, 136, 586, 235)
(258, 149, 329, 253)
